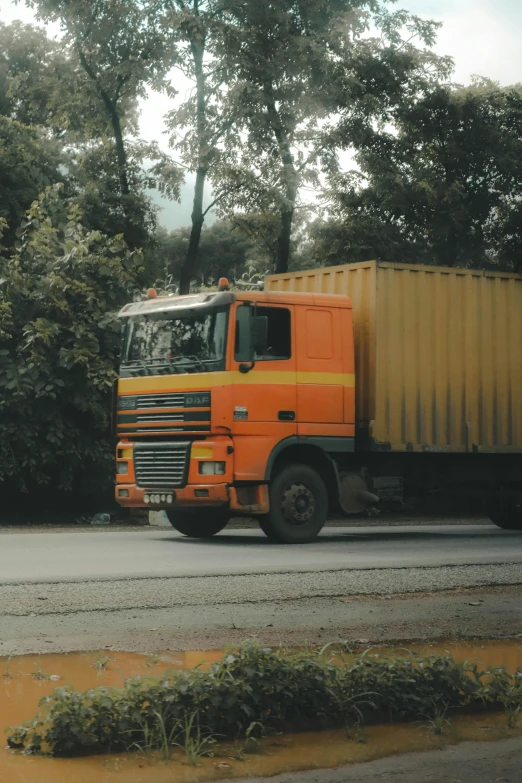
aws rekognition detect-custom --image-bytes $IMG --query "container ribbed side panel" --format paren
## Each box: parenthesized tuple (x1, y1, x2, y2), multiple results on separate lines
(372, 265, 522, 452)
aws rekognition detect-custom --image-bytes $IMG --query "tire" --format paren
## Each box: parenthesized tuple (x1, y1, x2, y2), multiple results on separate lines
(166, 508, 229, 538)
(257, 515, 277, 540)
(263, 463, 328, 544)
(488, 506, 522, 531)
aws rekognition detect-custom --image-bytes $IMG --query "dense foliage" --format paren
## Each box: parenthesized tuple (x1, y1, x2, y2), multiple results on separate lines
(0, 186, 142, 497)
(8, 643, 522, 756)
(0, 117, 67, 251)
(212, 1, 451, 275)
(314, 81, 522, 271)
(148, 218, 275, 289)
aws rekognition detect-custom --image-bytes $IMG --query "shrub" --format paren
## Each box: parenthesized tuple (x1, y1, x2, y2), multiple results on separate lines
(0, 185, 142, 496)
(7, 643, 522, 757)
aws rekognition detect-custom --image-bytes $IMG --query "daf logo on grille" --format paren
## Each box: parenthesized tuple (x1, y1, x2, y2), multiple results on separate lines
(185, 392, 210, 408)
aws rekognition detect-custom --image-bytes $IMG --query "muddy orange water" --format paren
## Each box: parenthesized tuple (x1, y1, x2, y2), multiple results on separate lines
(1, 640, 522, 783)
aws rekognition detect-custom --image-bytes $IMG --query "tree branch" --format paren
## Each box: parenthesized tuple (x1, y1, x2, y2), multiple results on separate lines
(202, 179, 250, 216)
(209, 115, 236, 145)
(79, 0, 104, 43)
(297, 144, 327, 173)
(114, 72, 131, 102)
(77, 45, 112, 108)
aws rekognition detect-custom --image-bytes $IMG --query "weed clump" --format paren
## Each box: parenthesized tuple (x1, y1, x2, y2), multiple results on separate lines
(6, 643, 522, 757)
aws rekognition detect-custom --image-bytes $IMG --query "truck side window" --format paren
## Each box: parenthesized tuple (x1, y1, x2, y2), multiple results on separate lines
(235, 304, 252, 362)
(256, 307, 291, 361)
(235, 306, 291, 362)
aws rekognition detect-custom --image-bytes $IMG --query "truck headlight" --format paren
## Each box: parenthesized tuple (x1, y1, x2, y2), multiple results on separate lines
(199, 462, 226, 476)
(116, 462, 129, 475)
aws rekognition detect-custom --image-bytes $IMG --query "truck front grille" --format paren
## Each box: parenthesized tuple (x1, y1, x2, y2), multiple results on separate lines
(134, 443, 190, 488)
(117, 391, 211, 435)
(137, 412, 184, 423)
(136, 393, 186, 409)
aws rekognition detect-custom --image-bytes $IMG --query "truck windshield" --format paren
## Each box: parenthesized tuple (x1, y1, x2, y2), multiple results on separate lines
(121, 307, 228, 376)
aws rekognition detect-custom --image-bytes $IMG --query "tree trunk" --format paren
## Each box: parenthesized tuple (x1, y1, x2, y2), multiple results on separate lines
(180, 166, 206, 294)
(276, 198, 296, 274)
(108, 104, 139, 248)
(179, 37, 207, 295)
(265, 94, 298, 275)
(77, 47, 134, 244)
(110, 108, 131, 198)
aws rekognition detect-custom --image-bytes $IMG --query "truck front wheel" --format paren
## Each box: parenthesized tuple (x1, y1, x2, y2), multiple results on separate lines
(260, 464, 328, 544)
(167, 509, 229, 538)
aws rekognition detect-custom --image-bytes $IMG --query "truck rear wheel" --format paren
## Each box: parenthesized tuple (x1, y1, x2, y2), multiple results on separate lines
(167, 509, 229, 538)
(488, 506, 522, 531)
(488, 490, 522, 530)
(261, 463, 328, 544)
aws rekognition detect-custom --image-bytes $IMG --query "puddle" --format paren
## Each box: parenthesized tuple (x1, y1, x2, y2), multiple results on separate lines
(349, 638, 522, 674)
(1, 640, 521, 783)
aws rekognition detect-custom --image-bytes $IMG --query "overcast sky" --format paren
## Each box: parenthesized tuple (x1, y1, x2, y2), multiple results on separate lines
(2, 0, 521, 228)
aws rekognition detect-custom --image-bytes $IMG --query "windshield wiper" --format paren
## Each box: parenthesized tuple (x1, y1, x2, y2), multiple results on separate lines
(168, 355, 207, 373)
(121, 360, 150, 376)
(122, 356, 217, 376)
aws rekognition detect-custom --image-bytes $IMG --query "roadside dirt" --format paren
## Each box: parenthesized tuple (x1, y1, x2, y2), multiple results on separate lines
(223, 737, 522, 783)
(2, 584, 521, 656)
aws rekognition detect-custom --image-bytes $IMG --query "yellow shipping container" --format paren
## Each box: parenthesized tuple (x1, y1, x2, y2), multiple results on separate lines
(266, 261, 522, 454)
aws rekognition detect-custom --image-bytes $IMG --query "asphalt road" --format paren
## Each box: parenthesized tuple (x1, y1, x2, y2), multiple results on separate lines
(1, 523, 521, 585)
(1, 522, 522, 654)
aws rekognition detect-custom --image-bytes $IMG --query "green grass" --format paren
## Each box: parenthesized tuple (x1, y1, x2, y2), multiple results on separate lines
(173, 711, 218, 766)
(2, 656, 13, 679)
(31, 664, 50, 681)
(92, 654, 114, 672)
(416, 700, 452, 735)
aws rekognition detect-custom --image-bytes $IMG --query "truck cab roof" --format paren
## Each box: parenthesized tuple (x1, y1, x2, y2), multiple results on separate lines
(118, 289, 351, 318)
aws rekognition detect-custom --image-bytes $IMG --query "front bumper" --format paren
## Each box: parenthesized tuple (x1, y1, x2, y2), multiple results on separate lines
(116, 482, 270, 515)
(116, 483, 230, 508)
(115, 437, 270, 514)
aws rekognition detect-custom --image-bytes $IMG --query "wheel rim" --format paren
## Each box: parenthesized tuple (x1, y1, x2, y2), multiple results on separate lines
(281, 482, 316, 527)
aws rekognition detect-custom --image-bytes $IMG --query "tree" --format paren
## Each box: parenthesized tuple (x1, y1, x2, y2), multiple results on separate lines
(148, 218, 254, 289)
(0, 20, 62, 125)
(212, 0, 451, 274)
(229, 212, 281, 271)
(161, 0, 243, 294)
(27, 0, 179, 246)
(0, 117, 66, 250)
(0, 185, 143, 496)
(0, 20, 120, 138)
(1, 21, 75, 128)
(72, 139, 182, 253)
(314, 80, 522, 271)
(0, 18, 179, 254)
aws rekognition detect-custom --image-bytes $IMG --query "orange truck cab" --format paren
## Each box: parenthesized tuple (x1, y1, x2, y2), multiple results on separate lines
(115, 282, 371, 543)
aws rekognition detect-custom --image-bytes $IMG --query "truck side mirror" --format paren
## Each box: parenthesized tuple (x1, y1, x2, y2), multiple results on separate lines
(251, 316, 268, 355)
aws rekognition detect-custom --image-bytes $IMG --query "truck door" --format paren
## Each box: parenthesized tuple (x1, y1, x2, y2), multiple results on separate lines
(295, 306, 346, 437)
(231, 303, 297, 429)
